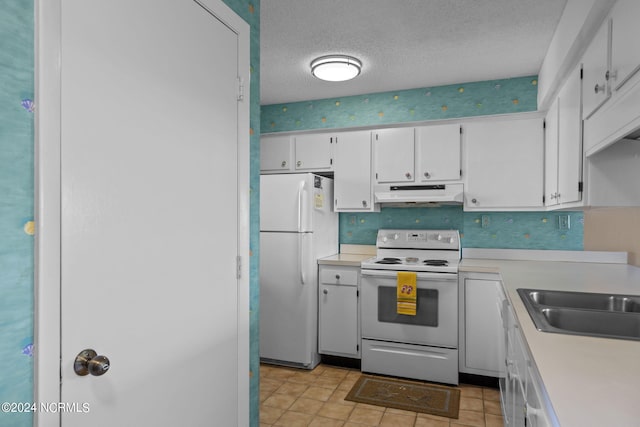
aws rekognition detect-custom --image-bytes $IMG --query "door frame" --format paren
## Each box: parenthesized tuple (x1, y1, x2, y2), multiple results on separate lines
(34, 1, 250, 425)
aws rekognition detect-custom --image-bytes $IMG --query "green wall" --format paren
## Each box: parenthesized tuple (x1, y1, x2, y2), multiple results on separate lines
(261, 77, 584, 251)
(0, 1, 261, 426)
(0, 1, 35, 426)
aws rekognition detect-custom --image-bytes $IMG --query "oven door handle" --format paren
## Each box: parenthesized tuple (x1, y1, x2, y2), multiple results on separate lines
(360, 269, 458, 281)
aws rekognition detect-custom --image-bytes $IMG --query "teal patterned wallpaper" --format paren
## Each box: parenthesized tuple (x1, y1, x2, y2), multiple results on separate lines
(0, 1, 261, 426)
(261, 76, 538, 132)
(261, 77, 584, 251)
(340, 207, 583, 250)
(0, 1, 35, 426)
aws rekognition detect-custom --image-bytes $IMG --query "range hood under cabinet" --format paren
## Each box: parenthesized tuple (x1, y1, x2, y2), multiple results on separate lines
(374, 183, 464, 206)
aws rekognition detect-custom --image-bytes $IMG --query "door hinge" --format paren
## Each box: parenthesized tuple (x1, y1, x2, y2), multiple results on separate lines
(330, 158, 333, 165)
(236, 256, 242, 279)
(459, 126, 463, 134)
(580, 67, 584, 80)
(237, 77, 244, 101)
(578, 181, 583, 192)
(356, 344, 360, 352)
(356, 290, 359, 297)
(543, 195, 546, 204)
(543, 120, 546, 129)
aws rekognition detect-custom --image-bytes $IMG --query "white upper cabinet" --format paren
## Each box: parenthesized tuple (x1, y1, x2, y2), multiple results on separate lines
(260, 134, 293, 172)
(294, 133, 334, 171)
(610, 0, 640, 93)
(373, 125, 461, 185)
(582, 0, 640, 155)
(333, 130, 376, 212)
(556, 65, 583, 206)
(581, 18, 611, 120)
(260, 133, 334, 174)
(464, 117, 544, 210)
(544, 99, 560, 207)
(545, 65, 583, 208)
(373, 127, 415, 183)
(416, 124, 461, 182)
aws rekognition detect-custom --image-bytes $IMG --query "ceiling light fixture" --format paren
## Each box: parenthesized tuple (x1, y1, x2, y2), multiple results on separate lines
(311, 55, 362, 82)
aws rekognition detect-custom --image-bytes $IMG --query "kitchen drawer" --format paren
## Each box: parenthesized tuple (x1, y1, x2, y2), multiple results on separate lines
(319, 267, 358, 286)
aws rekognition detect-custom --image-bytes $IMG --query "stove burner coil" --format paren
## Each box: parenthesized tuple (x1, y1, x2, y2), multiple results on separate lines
(376, 257, 402, 265)
(423, 259, 448, 266)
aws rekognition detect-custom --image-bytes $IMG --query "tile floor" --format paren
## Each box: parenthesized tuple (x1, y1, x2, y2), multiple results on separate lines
(259, 363, 504, 427)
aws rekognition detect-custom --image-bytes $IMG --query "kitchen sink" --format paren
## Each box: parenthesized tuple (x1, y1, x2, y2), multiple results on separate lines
(518, 288, 640, 341)
(525, 289, 640, 312)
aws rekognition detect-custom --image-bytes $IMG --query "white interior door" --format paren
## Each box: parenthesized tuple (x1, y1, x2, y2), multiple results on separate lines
(36, 0, 249, 425)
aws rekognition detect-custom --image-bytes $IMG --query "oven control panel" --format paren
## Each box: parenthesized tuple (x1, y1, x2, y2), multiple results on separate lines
(377, 229, 459, 249)
(407, 231, 428, 242)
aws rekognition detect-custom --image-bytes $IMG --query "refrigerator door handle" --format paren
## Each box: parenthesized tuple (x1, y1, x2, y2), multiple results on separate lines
(299, 233, 306, 285)
(297, 180, 305, 232)
(297, 180, 307, 285)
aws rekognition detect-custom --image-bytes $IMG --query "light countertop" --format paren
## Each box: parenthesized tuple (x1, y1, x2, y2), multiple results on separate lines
(318, 244, 376, 267)
(318, 253, 372, 267)
(460, 258, 640, 427)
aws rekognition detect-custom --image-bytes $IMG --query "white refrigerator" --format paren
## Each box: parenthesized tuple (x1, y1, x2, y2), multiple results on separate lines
(260, 173, 338, 369)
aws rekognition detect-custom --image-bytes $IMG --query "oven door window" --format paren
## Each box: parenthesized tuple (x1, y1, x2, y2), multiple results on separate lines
(378, 287, 438, 326)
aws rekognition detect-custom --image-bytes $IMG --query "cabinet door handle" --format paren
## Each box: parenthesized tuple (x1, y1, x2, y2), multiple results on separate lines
(423, 172, 431, 179)
(335, 274, 340, 280)
(362, 200, 367, 207)
(471, 198, 478, 204)
(594, 83, 605, 94)
(606, 70, 617, 81)
(405, 172, 412, 179)
(281, 160, 287, 168)
(297, 160, 302, 167)
(323, 289, 328, 295)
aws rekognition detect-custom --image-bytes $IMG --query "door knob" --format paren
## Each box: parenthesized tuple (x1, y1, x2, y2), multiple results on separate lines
(74, 349, 110, 376)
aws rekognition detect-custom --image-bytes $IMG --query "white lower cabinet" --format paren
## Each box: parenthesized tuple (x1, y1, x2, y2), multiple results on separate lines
(318, 265, 360, 358)
(499, 288, 556, 427)
(459, 273, 505, 377)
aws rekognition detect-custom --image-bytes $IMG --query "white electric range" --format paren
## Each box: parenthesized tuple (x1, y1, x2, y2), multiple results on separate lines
(360, 229, 461, 385)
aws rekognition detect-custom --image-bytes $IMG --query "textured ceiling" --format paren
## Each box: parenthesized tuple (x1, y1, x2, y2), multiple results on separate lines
(260, 0, 568, 105)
